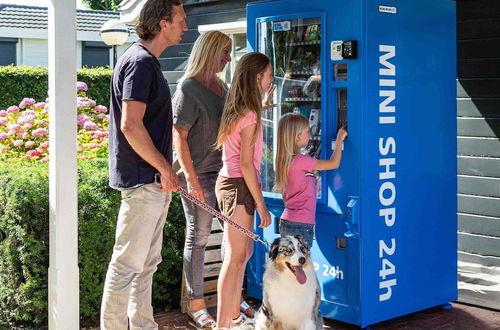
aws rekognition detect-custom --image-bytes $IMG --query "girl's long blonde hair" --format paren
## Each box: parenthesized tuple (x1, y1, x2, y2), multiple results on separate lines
(274, 113, 310, 192)
(177, 30, 231, 87)
(216, 52, 271, 148)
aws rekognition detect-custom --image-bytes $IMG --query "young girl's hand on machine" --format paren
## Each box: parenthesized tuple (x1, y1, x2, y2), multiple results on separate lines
(337, 127, 348, 141)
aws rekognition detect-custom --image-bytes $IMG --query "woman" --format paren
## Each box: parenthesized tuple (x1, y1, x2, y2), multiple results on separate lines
(172, 30, 232, 329)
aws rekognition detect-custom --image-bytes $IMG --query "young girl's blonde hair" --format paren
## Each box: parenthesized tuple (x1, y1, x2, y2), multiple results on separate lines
(274, 113, 310, 192)
(216, 52, 271, 148)
(177, 30, 231, 86)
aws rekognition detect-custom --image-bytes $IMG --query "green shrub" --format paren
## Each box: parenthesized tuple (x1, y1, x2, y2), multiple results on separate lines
(0, 160, 185, 328)
(0, 66, 112, 109)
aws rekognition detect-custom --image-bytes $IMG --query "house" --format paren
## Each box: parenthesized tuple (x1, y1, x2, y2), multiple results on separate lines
(0, 4, 138, 68)
(118, 0, 499, 311)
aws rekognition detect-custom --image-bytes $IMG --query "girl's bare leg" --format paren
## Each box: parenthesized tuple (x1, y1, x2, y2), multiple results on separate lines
(216, 205, 253, 328)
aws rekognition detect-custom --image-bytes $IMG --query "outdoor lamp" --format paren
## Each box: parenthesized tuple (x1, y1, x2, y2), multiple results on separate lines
(100, 19, 129, 67)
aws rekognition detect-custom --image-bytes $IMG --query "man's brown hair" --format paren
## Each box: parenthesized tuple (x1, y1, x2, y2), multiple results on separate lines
(136, 0, 184, 41)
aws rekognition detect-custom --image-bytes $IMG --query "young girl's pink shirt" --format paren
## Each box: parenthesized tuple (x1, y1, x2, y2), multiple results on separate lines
(219, 110, 263, 178)
(281, 154, 318, 224)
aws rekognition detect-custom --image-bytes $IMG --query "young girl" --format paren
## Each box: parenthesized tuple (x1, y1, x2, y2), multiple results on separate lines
(215, 52, 274, 329)
(275, 113, 348, 247)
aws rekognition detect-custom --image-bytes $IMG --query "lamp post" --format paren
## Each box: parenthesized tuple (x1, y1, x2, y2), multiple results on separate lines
(100, 19, 129, 68)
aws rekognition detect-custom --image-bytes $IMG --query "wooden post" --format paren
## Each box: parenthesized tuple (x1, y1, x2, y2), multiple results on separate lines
(48, 0, 79, 328)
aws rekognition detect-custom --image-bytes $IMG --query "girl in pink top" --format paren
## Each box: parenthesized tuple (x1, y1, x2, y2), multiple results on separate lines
(275, 113, 348, 247)
(214, 52, 274, 329)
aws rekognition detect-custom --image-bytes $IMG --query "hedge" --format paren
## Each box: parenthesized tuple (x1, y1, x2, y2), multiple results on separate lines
(0, 159, 185, 329)
(0, 66, 112, 109)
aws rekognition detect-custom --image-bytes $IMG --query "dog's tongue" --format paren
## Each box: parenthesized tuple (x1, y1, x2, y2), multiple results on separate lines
(293, 265, 307, 284)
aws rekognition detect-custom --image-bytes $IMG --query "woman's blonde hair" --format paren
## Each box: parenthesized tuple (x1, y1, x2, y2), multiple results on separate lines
(178, 30, 231, 86)
(216, 52, 271, 148)
(274, 113, 310, 192)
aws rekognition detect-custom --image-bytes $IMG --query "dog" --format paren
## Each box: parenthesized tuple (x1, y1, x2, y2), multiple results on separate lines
(254, 235, 323, 330)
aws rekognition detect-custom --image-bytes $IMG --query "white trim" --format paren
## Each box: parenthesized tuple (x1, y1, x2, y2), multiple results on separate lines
(48, 0, 79, 328)
(198, 21, 247, 35)
(0, 27, 139, 43)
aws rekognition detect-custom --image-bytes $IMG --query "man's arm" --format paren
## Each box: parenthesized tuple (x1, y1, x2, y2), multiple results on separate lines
(121, 100, 178, 191)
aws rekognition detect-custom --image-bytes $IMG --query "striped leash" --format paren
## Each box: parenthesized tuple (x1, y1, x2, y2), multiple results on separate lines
(177, 186, 271, 248)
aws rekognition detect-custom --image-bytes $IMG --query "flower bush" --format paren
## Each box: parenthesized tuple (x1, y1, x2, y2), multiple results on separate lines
(0, 82, 109, 161)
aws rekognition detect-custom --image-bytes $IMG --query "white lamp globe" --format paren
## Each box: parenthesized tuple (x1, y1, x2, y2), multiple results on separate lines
(100, 19, 129, 46)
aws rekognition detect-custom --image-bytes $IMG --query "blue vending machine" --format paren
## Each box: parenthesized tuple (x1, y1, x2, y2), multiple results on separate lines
(246, 0, 457, 327)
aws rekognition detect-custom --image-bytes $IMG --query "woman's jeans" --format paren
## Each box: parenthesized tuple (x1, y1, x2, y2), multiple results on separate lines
(279, 219, 315, 248)
(180, 172, 218, 300)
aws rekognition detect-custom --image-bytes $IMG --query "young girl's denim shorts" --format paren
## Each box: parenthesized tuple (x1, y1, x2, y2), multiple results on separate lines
(279, 219, 315, 248)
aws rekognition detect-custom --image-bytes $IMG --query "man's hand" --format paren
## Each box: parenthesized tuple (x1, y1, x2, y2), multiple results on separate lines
(159, 169, 179, 192)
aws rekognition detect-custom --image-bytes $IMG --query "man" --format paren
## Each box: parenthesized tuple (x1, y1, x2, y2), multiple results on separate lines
(101, 1, 187, 328)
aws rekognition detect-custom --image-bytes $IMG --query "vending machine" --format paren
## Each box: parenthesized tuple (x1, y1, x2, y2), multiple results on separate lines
(246, 0, 457, 327)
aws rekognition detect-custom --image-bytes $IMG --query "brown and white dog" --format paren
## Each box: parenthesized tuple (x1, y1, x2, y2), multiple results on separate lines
(254, 236, 323, 330)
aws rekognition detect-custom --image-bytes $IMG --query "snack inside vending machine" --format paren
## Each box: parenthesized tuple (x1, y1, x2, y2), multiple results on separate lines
(246, 0, 457, 327)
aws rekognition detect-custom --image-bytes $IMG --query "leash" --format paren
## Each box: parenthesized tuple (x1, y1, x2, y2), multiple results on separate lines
(177, 186, 271, 248)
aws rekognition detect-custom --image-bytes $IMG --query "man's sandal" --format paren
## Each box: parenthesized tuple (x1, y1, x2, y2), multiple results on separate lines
(240, 300, 257, 319)
(187, 307, 216, 329)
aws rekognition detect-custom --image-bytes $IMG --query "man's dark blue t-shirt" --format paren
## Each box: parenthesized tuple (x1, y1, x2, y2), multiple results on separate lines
(108, 42, 172, 190)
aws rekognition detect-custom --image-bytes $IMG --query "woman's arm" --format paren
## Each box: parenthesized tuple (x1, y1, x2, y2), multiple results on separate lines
(240, 123, 271, 228)
(173, 124, 205, 202)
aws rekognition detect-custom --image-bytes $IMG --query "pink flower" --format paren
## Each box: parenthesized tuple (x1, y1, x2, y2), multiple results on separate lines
(83, 121, 98, 130)
(7, 106, 20, 113)
(77, 98, 93, 109)
(32, 128, 49, 137)
(8, 123, 21, 131)
(0, 118, 8, 126)
(0, 146, 11, 152)
(22, 110, 36, 116)
(88, 99, 96, 107)
(94, 114, 108, 121)
(94, 105, 108, 113)
(0, 110, 8, 117)
(77, 147, 83, 153)
(40, 156, 49, 163)
(93, 130, 108, 139)
(23, 123, 33, 130)
(19, 98, 36, 109)
(35, 120, 46, 126)
(39, 141, 49, 150)
(76, 81, 88, 91)
(12, 139, 23, 147)
(25, 141, 35, 149)
(18, 115, 35, 125)
(77, 114, 90, 126)
(34, 102, 46, 110)
(0, 133, 8, 141)
(26, 149, 43, 157)
(22, 132, 30, 140)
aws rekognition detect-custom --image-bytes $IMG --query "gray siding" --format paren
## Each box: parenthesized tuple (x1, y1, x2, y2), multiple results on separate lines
(457, 0, 500, 310)
(159, 0, 258, 94)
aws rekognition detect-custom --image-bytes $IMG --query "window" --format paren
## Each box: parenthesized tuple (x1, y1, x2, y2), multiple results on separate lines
(198, 21, 247, 85)
(0, 38, 18, 66)
(82, 41, 110, 68)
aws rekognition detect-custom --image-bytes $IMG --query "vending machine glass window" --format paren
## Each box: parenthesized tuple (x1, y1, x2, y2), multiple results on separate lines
(258, 17, 322, 196)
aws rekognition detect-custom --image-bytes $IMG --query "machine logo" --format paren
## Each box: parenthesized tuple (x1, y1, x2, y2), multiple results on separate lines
(377, 44, 397, 302)
(379, 5, 397, 14)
